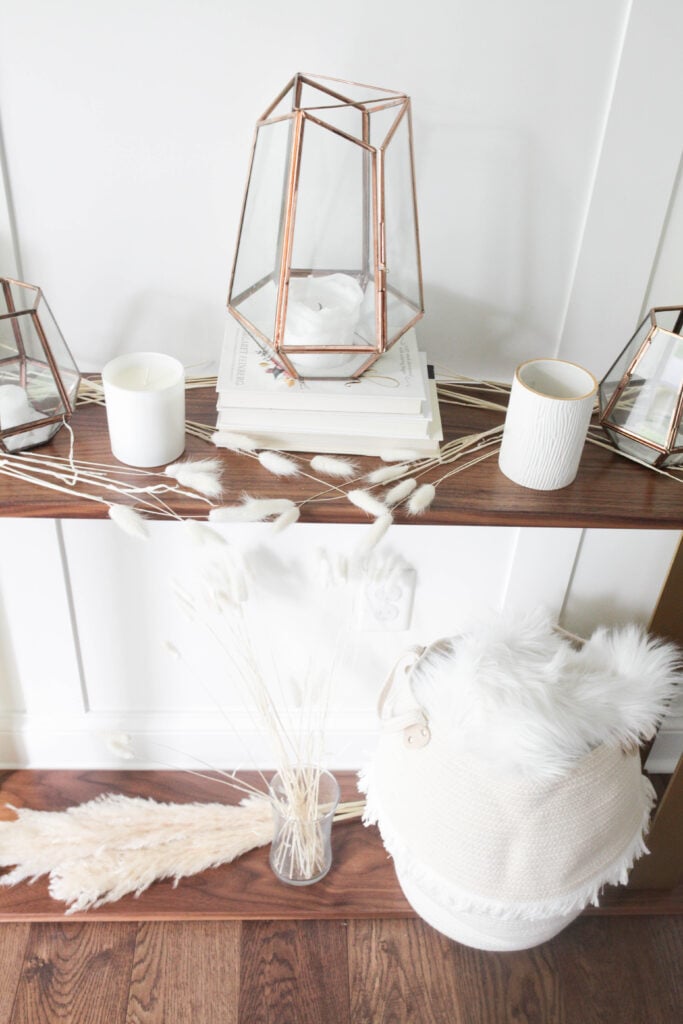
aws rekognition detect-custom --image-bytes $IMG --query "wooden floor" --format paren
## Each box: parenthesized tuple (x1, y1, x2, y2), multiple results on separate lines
(0, 915, 681, 1023)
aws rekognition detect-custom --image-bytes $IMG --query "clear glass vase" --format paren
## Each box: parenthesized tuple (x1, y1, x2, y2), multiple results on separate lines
(268, 766, 340, 886)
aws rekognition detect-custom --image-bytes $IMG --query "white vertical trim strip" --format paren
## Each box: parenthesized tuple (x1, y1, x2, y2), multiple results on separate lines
(501, 528, 585, 620)
(0, 519, 86, 715)
(557, 0, 683, 377)
(553, 0, 635, 356)
(0, 109, 20, 278)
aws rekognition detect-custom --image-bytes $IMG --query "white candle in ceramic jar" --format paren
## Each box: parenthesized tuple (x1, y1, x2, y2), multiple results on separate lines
(284, 273, 364, 369)
(102, 352, 185, 467)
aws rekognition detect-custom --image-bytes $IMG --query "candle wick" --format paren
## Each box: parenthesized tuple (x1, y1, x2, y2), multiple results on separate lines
(316, 302, 323, 311)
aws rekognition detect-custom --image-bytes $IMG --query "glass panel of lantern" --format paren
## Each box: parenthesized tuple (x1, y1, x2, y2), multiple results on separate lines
(598, 307, 683, 467)
(0, 278, 80, 453)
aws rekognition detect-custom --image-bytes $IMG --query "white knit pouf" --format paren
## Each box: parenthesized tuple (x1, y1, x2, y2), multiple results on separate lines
(360, 616, 679, 951)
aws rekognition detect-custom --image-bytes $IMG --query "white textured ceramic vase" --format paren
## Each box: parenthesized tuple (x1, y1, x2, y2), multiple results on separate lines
(498, 358, 597, 490)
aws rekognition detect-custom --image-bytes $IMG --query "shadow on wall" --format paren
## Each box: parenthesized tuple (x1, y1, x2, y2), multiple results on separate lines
(559, 595, 657, 642)
(419, 284, 532, 382)
(0, 589, 23, 714)
(104, 288, 225, 375)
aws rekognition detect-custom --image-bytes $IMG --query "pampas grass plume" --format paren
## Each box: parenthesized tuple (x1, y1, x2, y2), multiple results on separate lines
(165, 459, 223, 498)
(310, 454, 357, 479)
(258, 450, 300, 477)
(407, 483, 436, 516)
(107, 503, 149, 540)
(347, 488, 387, 518)
(385, 477, 417, 507)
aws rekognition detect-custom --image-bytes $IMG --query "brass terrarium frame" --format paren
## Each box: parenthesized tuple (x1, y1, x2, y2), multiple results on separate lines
(599, 306, 683, 467)
(0, 277, 80, 453)
(227, 73, 424, 380)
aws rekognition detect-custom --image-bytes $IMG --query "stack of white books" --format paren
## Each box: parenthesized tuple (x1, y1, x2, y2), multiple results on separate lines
(213, 320, 443, 457)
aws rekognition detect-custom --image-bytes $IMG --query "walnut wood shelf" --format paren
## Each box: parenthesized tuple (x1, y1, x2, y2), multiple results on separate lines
(0, 770, 679, 923)
(1, 388, 682, 528)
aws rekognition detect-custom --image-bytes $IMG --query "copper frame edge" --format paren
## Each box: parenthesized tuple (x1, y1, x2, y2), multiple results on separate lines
(301, 112, 375, 152)
(31, 311, 75, 414)
(273, 109, 304, 370)
(600, 328, 655, 424)
(227, 126, 261, 306)
(260, 76, 298, 123)
(300, 72, 405, 99)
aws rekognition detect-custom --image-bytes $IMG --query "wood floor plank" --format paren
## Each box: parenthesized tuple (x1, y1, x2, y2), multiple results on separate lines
(126, 921, 240, 1024)
(0, 924, 31, 1023)
(453, 942, 566, 1024)
(348, 918, 565, 1024)
(239, 919, 350, 1024)
(8, 922, 137, 1024)
(554, 916, 683, 1024)
(349, 918, 467, 1024)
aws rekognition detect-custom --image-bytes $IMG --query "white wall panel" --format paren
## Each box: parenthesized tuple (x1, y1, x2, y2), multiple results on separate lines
(59, 521, 521, 715)
(559, 529, 680, 637)
(0, 519, 84, 714)
(0, 0, 627, 378)
(557, 0, 683, 378)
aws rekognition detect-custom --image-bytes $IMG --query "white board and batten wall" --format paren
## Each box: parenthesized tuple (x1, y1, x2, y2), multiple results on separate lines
(0, 1, 681, 771)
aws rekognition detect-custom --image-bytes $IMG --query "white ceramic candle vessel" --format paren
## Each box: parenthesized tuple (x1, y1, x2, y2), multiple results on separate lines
(102, 352, 185, 467)
(498, 358, 597, 490)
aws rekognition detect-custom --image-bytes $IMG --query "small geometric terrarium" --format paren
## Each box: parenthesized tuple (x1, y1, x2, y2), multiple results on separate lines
(0, 277, 80, 453)
(228, 73, 424, 380)
(599, 306, 683, 467)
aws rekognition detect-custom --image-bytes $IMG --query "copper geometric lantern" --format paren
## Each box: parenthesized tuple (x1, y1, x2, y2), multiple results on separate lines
(227, 73, 424, 380)
(0, 277, 80, 453)
(599, 306, 683, 467)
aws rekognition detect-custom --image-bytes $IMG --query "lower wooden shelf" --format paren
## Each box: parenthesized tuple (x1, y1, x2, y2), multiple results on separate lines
(0, 770, 679, 922)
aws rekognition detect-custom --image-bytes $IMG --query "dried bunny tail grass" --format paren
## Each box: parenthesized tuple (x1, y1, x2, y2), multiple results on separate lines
(310, 454, 358, 479)
(105, 732, 135, 761)
(164, 459, 223, 498)
(258, 450, 301, 477)
(270, 506, 301, 533)
(384, 477, 418, 507)
(354, 513, 393, 558)
(107, 503, 150, 540)
(366, 463, 408, 485)
(347, 488, 388, 518)
(182, 520, 229, 547)
(316, 548, 349, 587)
(380, 449, 424, 463)
(407, 483, 436, 516)
(211, 430, 260, 452)
(209, 497, 295, 523)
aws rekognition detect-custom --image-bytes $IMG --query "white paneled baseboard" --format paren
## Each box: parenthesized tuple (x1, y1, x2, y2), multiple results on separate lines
(0, 709, 379, 772)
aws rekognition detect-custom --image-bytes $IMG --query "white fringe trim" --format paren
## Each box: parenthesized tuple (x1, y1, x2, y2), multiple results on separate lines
(357, 765, 656, 922)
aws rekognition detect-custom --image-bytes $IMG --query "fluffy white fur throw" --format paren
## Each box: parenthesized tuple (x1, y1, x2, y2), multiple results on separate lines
(0, 794, 273, 913)
(408, 613, 681, 778)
